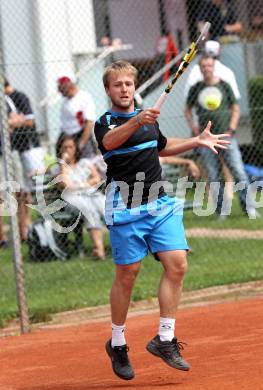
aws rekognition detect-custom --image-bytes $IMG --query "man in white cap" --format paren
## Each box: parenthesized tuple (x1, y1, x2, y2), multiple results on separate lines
(57, 72, 97, 159)
(184, 40, 240, 100)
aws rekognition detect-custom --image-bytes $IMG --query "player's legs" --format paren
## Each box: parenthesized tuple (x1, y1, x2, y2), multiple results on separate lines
(146, 250, 190, 371)
(157, 249, 187, 318)
(146, 197, 190, 370)
(106, 218, 148, 380)
(110, 261, 141, 326)
(106, 261, 141, 380)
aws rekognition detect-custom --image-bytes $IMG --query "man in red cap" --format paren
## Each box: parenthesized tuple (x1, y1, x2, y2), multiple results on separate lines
(57, 73, 97, 159)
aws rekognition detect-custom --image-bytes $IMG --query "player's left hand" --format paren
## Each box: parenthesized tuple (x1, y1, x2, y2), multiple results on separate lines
(197, 121, 230, 154)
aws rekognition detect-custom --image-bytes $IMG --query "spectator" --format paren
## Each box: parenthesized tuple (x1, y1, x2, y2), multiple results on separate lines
(0, 216, 8, 248)
(159, 156, 200, 179)
(57, 135, 105, 260)
(184, 55, 258, 219)
(4, 80, 45, 240)
(184, 40, 240, 100)
(197, 0, 243, 41)
(57, 73, 97, 160)
(248, 0, 263, 39)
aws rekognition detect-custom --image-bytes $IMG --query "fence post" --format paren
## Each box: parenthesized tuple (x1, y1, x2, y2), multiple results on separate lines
(0, 18, 29, 334)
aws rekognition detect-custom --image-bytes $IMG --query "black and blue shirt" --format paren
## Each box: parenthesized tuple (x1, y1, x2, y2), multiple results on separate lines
(94, 109, 167, 209)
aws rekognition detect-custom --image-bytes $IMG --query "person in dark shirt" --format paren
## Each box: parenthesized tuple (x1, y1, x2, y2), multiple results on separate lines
(185, 55, 258, 219)
(94, 60, 229, 380)
(197, 0, 243, 40)
(3, 80, 45, 240)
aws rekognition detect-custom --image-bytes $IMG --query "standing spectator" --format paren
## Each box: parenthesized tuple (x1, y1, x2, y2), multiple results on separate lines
(248, 0, 263, 39)
(57, 73, 97, 159)
(184, 55, 258, 219)
(4, 80, 45, 240)
(184, 40, 240, 100)
(197, 0, 243, 41)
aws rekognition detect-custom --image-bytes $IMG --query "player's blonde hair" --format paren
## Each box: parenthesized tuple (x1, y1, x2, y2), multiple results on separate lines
(103, 60, 138, 88)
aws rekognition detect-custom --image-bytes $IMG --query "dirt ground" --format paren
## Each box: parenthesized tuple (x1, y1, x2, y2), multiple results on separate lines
(0, 295, 262, 390)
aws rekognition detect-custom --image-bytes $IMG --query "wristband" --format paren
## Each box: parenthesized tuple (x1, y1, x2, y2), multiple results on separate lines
(228, 127, 236, 134)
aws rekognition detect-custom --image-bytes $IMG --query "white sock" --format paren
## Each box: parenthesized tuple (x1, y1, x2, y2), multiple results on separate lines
(111, 323, 126, 347)
(158, 317, 175, 342)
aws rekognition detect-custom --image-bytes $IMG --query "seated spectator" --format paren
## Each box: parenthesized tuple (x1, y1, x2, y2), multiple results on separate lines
(0, 216, 8, 248)
(197, 0, 243, 41)
(57, 135, 106, 260)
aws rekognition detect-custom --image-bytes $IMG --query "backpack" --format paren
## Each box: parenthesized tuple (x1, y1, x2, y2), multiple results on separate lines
(27, 220, 69, 261)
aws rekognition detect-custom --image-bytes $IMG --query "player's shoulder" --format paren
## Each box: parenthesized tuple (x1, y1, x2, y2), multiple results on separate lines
(95, 111, 112, 127)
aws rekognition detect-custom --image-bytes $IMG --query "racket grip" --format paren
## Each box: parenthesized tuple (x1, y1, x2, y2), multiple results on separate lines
(154, 92, 168, 110)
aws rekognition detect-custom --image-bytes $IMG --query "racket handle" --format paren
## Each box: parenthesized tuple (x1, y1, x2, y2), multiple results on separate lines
(154, 92, 168, 110)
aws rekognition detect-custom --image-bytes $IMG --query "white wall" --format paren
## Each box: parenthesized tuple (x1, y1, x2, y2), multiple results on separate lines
(0, 0, 97, 139)
(0, 0, 44, 130)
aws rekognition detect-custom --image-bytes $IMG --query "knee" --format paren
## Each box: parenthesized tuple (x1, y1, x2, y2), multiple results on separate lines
(167, 255, 188, 281)
(116, 264, 140, 290)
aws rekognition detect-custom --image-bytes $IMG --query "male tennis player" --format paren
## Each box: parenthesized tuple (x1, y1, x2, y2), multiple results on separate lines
(94, 60, 229, 380)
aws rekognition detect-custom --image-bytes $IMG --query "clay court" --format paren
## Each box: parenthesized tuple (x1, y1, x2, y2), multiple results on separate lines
(0, 296, 262, 390)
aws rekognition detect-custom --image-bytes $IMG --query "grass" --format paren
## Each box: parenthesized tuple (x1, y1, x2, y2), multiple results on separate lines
(0, 195, 262, 327)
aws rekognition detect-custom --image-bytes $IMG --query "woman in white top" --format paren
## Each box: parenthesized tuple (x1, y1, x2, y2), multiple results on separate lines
(57, 135, 105, 260)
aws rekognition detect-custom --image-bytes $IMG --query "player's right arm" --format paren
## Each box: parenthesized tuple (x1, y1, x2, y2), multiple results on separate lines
(101, 108, 160, 150)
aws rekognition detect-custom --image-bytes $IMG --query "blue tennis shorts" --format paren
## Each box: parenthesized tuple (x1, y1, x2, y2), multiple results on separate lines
(108, 195, 189, 265)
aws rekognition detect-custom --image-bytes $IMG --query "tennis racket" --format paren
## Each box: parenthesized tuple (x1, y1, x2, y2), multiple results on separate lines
(154, 22, 211, 110)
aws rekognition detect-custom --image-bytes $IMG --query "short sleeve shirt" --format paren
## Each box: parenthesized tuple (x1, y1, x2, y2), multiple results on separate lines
(186, 80, 237, 134)
(61, 90, 96, 135)
(94, 109, 167, 208)
(7, 90, 40, 153)
(197, 1, 238, 39)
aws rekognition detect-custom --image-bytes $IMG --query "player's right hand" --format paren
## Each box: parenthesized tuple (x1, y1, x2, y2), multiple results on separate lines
(137, 108, 160, 125)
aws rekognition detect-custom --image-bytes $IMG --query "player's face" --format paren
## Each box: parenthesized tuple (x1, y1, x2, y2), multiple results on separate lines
(200, 58, 215, 80)
(105, 71, 135, 112)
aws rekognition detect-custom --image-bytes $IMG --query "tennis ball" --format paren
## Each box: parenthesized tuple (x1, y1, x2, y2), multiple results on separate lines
(205, 94, 221, 110)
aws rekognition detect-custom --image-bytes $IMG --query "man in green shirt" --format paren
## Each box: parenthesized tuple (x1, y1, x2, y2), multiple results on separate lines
(185, 55, 257, 218)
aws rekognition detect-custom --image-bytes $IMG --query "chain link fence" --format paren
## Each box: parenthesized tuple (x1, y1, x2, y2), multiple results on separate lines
(0, 0, 263, 332)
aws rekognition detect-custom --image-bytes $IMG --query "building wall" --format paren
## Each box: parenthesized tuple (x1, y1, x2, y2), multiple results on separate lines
(109, 0, 161, 60)
(0, 0, 97, 139)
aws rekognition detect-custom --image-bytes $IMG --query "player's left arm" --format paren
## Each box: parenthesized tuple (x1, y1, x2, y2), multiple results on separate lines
(159, 121, 230, 156)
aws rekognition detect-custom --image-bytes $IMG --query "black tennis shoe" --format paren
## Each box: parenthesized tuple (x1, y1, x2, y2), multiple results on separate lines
(105, 339, 135, 380)
(146, 335, 190, 371)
